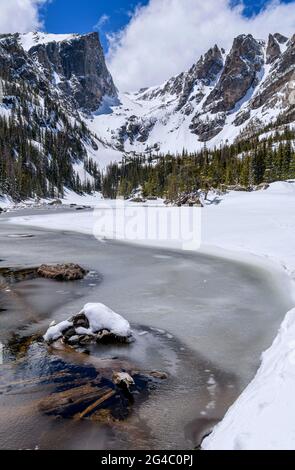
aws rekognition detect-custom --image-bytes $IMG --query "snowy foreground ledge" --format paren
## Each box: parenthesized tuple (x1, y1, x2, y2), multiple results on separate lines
(44, 303, 132, 344)
(203, 308, 295, 450)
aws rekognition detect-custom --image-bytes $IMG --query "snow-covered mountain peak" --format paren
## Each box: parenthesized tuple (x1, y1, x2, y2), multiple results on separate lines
(87, 32, 295, 156)
(18, 32, 80, 52)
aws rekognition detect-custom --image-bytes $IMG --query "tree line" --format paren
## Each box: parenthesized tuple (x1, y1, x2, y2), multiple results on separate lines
(0, 79, 101, 200)
(102, 126, 295, 200)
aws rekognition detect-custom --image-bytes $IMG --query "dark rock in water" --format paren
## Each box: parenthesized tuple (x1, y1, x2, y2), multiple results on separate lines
(0, 266, 39, 283)
(148, 371, 168, 380)
(63, 327, 77, 341)
(71, 312, 90, 329)
(112, 372, 135, 390)
(0, 207, 3, 213)
(37, 263, 88, 281)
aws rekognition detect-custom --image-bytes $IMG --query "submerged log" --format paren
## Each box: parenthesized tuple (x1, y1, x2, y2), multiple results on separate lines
(39, 381, 115, 418)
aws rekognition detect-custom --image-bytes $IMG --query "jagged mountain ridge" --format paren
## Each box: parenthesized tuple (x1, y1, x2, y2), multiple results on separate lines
(90, 32, 295, 155)
(1, 29, 295, 200)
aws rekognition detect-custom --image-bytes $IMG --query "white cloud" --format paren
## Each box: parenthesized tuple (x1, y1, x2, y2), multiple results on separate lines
(107, 0, 295, 92)
(94, 14, 110, 31)
(0, 0, 46, 34)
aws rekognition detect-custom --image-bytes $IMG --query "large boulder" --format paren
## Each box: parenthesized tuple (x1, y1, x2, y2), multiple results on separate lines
(44, 303, 133, 345)
(37, 263, 87, 281)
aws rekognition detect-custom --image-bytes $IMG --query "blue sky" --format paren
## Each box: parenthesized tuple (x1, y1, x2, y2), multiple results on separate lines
(40, 0, 294, 52)
(39, 0, 149, 50)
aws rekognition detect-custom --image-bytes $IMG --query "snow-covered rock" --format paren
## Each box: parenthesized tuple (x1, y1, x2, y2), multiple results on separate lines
(44, 303, 132, 344)
(80, 303, 131, 338)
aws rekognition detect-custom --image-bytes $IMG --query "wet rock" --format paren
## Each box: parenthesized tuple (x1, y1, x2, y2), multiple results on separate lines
(63, 327, 77, 341)
(45, 303, 133, 346)
(66, 335, 80, 346)
(149, 371, 168, 380)
(71, 312, 90, 329)
(113, 372, 135, 390)
(78, 334, 97, 345)
(37, 263, 88, 281)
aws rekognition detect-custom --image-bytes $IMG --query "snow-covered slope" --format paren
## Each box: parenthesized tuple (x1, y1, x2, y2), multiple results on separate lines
(18, 32, 79, 51)
(88, 33, 295, 155)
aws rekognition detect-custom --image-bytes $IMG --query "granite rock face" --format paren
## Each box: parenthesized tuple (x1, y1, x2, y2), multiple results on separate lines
(204, 35, 264, 113)
(25, 32, 117, 112)
(266, 34, 282, 64)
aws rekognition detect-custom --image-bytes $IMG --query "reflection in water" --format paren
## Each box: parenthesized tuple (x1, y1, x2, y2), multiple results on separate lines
(0, 327, 239, 450)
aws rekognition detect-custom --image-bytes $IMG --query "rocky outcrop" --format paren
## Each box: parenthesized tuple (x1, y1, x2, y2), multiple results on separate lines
(251, 35, 295, 110)
(0, 34, 48, 90)
(204, 35, 264, 113)
(140, 44, 223, 113)
(273, 33, 288, 45)
(26, 32, 117, 112)
(190, 113, 226, 141)
(266, 34, 281, 64)
(176, 45, 223, 111)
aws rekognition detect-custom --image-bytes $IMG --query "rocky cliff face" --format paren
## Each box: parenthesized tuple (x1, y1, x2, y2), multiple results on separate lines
(204, 35, 264, 113)
(0, 32, 117, 113)
(24, 32, 117, 112)
(0, 31, 121, 200)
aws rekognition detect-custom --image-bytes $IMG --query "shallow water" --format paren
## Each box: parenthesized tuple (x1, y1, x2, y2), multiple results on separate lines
(0, 211, 293, 449)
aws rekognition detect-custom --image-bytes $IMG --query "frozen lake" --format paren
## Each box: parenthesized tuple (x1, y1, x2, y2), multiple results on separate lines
(0, 210, 292, 449)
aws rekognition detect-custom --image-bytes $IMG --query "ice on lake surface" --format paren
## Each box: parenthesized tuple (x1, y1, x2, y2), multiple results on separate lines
(0, 214, 292, 449)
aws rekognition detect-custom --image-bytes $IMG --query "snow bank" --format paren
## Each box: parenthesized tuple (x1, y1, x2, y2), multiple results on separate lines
(203, 308, 295, 450)
(44, 303, 131, 343)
